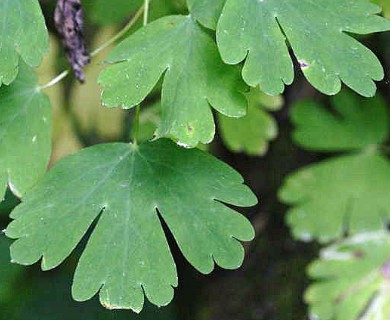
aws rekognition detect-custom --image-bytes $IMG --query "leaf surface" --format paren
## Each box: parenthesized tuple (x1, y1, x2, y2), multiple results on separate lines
(187, 0, 226, 29)
(0, 63, 51, 198)
(6, 139, 256, 312)
(280, 154, 390, 242)
(292, 92, 389, 152)
(99, 15, 247, 147)
(216, 0, 390, 97)
(306, 232, 390, 320)
(219, 89, 282, 156)
(0, 0, 48, 85)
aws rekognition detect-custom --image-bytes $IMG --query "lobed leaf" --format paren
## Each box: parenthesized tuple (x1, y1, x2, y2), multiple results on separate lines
(218, 89, 282, 156)
(291, 92, 389, 152)
(0, 0, 48, 85)
(0, 63, 52, 198)
(306, 232, 390, 320)
(6, 139, 256, 312)
(99, 15, 247, 148)
(187, 0, 226, 29)
(216, 0, 390, 97)
(280, 153, 390, 242)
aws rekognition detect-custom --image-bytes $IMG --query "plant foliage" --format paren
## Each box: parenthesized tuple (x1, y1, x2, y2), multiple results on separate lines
(0, 0, 48, 85)
(1, 0, 390, 317)
(6, 139, 256, 312)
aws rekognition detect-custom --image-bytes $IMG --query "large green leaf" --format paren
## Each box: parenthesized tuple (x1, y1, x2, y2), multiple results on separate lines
(291, 92, 389, 152)
(306, 232, 390, 320)
(218, 89, 282, 156)
(216, 0, 390, 97)
(6, 139, 256, 312)
(0, 63, 51, 198)
(280, 153, 390, 242)
(0, 0, 48, 85)
(187, 0, 225, 29)
(99, 15, 247, 148)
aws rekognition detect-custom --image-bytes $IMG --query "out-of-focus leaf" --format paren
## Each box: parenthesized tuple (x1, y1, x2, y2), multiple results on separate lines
(99, 15, 247, 147)
(280, 153, 390, 242)
(6, 139, 256, 312)
(280, 91, 390, 242)
(374, 0, 390, 18)
(306, 231, 390, 320)
(0, 63, 51, 198)
(219, 89, 283, 156)
(216, 0, 390, 97)
(291, 92, 389, 152)
(84, 0, 185, 26)
(0, 0, 48, 85)
(83, 0, 142, 25)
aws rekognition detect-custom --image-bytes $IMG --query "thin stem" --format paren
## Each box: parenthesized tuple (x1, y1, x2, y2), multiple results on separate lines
(39, 5, 145, 90)
(143, 0, 150, 26)
(133, 0, 150, 145)
(91, 5, 145, 57)
(132, 105, 141, 145)
(38, 70, 69, 90)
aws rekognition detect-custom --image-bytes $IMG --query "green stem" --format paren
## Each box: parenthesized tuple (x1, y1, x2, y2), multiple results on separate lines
(133, 0, 150, 144)
(91, 5, 145, 57)
(39, 5, 145, 90)
(132, 105, 141, 145)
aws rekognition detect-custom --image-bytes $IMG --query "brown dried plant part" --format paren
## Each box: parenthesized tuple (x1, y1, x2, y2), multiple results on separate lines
(54, 0, 90, 82)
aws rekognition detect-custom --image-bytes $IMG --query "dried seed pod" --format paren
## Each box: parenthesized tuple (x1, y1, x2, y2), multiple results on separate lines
(54, 0, 90, 82)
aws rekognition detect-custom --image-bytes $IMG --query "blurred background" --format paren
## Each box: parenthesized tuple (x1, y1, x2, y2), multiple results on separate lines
(0, 1, 389, 319)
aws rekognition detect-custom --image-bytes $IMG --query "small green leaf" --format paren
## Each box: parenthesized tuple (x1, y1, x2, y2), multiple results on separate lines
(187, 0, 226, 29)
(219, 89, 282, 156)
(0, 0, 49, 85)
(292, 92, 389, 152)
(306, 231, 390, 320)
(99, 15, 247, 148)
(216, 0, 390, 97)
(0, 63, 51, 198)
(280, 154, 390, 242)
(6, 139, 256, 312)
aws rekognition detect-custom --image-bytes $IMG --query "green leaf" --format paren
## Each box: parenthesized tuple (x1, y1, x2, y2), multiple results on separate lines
(306, 231, 390, 320)
(83, 0, 143, 25)
(187, 0, 225, 29)
(280, 153, 390, 242)
(216, 0, 390, 97)
(291, 92, 389, 152)
(373, 0, 390, 18)
(99, 15, 247, 148)
(0, 63, 51, 198)
(0, 0, 48, 85)
(6, 139, 256, 312)
(218, 89, 282, 156)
